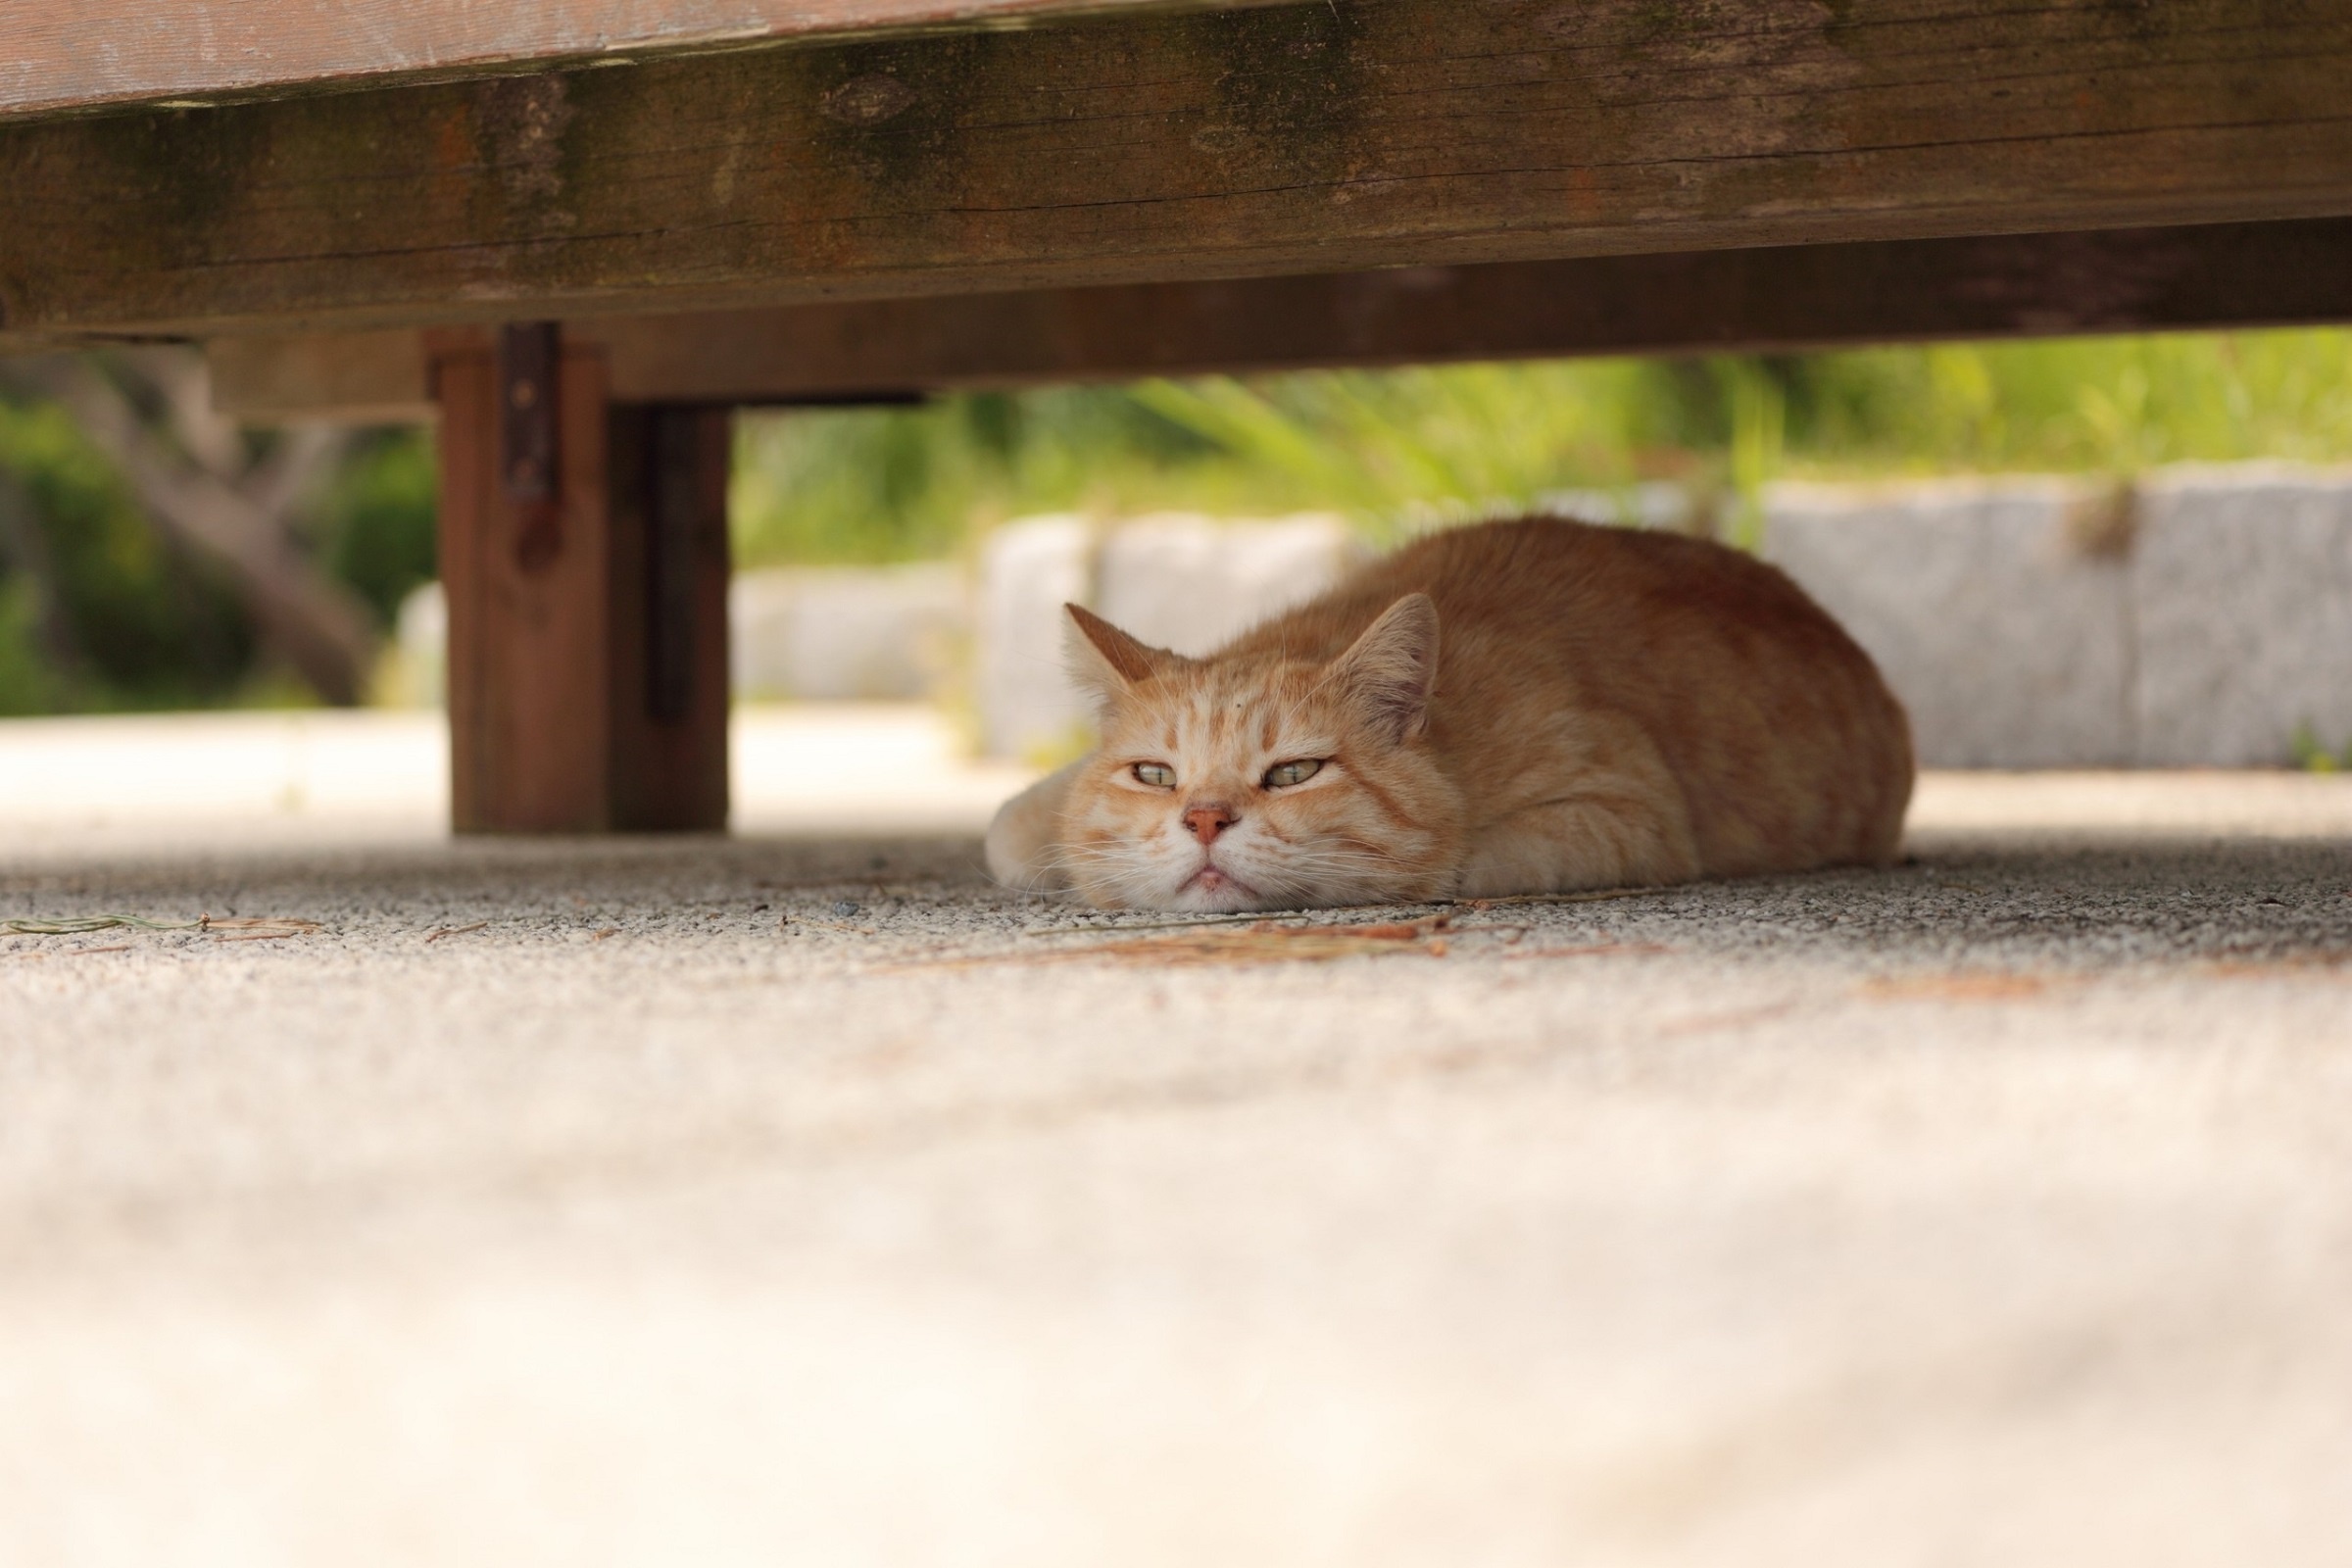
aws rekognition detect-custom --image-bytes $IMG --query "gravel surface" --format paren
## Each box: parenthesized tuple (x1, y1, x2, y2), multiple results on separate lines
(3, 791, 2350, 1566)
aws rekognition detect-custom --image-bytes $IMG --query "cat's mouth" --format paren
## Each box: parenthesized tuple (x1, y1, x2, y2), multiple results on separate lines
(1185, 861, 1259, 903)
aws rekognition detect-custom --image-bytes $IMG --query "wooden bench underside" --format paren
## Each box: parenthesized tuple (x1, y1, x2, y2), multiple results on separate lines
(6, 0, 2350, 353)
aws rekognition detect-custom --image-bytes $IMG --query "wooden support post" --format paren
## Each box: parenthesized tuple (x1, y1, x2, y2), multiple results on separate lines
(433, 329, 730, 834)
(607, 404, 732, 833)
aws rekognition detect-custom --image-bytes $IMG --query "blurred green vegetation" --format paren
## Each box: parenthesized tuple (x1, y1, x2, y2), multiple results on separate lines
(732, 328, 2352, 564)
(0, 398, 254, 714)
(0, 387, 436, 715)
(2, 328, 2349, 712)
(318, 429, 439, 627)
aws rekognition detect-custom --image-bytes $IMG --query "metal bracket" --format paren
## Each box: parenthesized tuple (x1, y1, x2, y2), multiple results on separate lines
(498, 322, 559, 501)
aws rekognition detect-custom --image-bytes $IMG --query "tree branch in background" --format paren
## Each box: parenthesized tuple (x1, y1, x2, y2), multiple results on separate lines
(0, 463, 87, 677)
(5, 353, 377, 706)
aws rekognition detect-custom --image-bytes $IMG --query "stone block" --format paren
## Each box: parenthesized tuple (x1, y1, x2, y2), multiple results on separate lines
(1765, 479, 2135, 767)
(2131, 465, 2352, 766)
(974, 514, 1095, 760)
(389, 581, 445, 708)
(973, 512, 1368, 760)
(1094, 513, 1364, 658)
(729, 564, 964, 703)
(1534, 481, 1698, 531)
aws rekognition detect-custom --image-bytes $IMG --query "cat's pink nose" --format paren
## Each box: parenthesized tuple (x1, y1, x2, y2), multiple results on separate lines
(1182, 804, 1235, 845)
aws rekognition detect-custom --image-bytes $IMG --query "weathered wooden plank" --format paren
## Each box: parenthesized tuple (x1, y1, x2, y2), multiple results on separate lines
(3, 0, 1277, 122)
(209, 220, 2352, 421)
(212, 327, 438, 423)
(7, 0, 2352, 347)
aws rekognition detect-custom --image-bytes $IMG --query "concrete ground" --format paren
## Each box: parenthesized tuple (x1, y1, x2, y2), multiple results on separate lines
(3, 709, 2350, 1566)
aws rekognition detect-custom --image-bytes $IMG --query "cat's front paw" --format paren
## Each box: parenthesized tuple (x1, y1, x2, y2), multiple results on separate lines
(984, 761, 1082, 893)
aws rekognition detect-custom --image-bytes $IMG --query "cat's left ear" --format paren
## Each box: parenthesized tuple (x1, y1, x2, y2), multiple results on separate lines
(1330, 593, 1439, 745)
(1064, 604, 1181, 706)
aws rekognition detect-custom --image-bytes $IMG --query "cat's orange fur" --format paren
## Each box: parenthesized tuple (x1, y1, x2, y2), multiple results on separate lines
(987, 517, 1914, 910)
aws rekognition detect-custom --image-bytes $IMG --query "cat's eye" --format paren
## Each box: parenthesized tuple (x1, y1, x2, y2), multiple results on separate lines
(1132, 761, 1176, 788)
(1262, 759, 1323, 789)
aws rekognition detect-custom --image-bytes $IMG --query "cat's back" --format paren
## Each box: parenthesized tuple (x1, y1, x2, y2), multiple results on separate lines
(1364, 514, 1818, 638)
(1234, 517, 1914, 875)
(1250, 515, 1860, 673)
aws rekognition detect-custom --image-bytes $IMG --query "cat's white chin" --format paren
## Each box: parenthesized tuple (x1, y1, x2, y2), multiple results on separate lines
(1173, 864, 1265, 912)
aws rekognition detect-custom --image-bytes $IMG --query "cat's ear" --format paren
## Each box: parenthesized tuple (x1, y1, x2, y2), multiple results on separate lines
(1330, 593, 1439, 745)
(1064, 604, 1179, 704)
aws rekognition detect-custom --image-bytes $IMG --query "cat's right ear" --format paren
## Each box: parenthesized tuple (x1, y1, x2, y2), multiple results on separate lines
(1064, 604, 1178, 705)
(1330, 593, 1440, 745)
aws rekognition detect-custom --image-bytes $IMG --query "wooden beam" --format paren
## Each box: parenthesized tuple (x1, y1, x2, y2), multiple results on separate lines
(213, 328, 443, 425)
(209, 220, 2352, 421)
(8, 0, 2352, 348)
(437, 331, 730, 833)
(3, 0, 1275, 122)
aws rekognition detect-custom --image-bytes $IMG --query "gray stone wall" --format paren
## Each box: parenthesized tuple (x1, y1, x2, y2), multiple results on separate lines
(974, 515, 1094, 761)
(972, 470, 2352, 768)
(1096, 513, 1361, 659)
(1767, 466, 2352, 768)
(973, 513, 1363, 760)
(730, 564, 964, 703)
(1765, 479, 2136, 768)
(2129, 466, 2352, 766)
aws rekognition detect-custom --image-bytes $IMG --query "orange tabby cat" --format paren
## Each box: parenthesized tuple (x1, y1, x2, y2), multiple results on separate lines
(987, 516, 1913, 910)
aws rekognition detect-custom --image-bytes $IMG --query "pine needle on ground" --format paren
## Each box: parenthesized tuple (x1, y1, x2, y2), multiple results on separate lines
(3, 913, 319, 939)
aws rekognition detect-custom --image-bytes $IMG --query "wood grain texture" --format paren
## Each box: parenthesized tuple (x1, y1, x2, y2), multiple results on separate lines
(8, 0, 2352, 346)
(211, 220, 2352, 420)
(210, 329, 436, 422)
(440, 335, 731, 833)
(439, 345, 617, 833)
(2, 0, 1272, 122)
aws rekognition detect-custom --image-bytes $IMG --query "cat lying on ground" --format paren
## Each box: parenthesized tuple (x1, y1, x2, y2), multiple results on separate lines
(986, 516, 1914, 911)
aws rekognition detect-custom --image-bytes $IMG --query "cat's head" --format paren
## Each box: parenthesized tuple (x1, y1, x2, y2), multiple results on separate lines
(1051, 596, 1464, 910)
